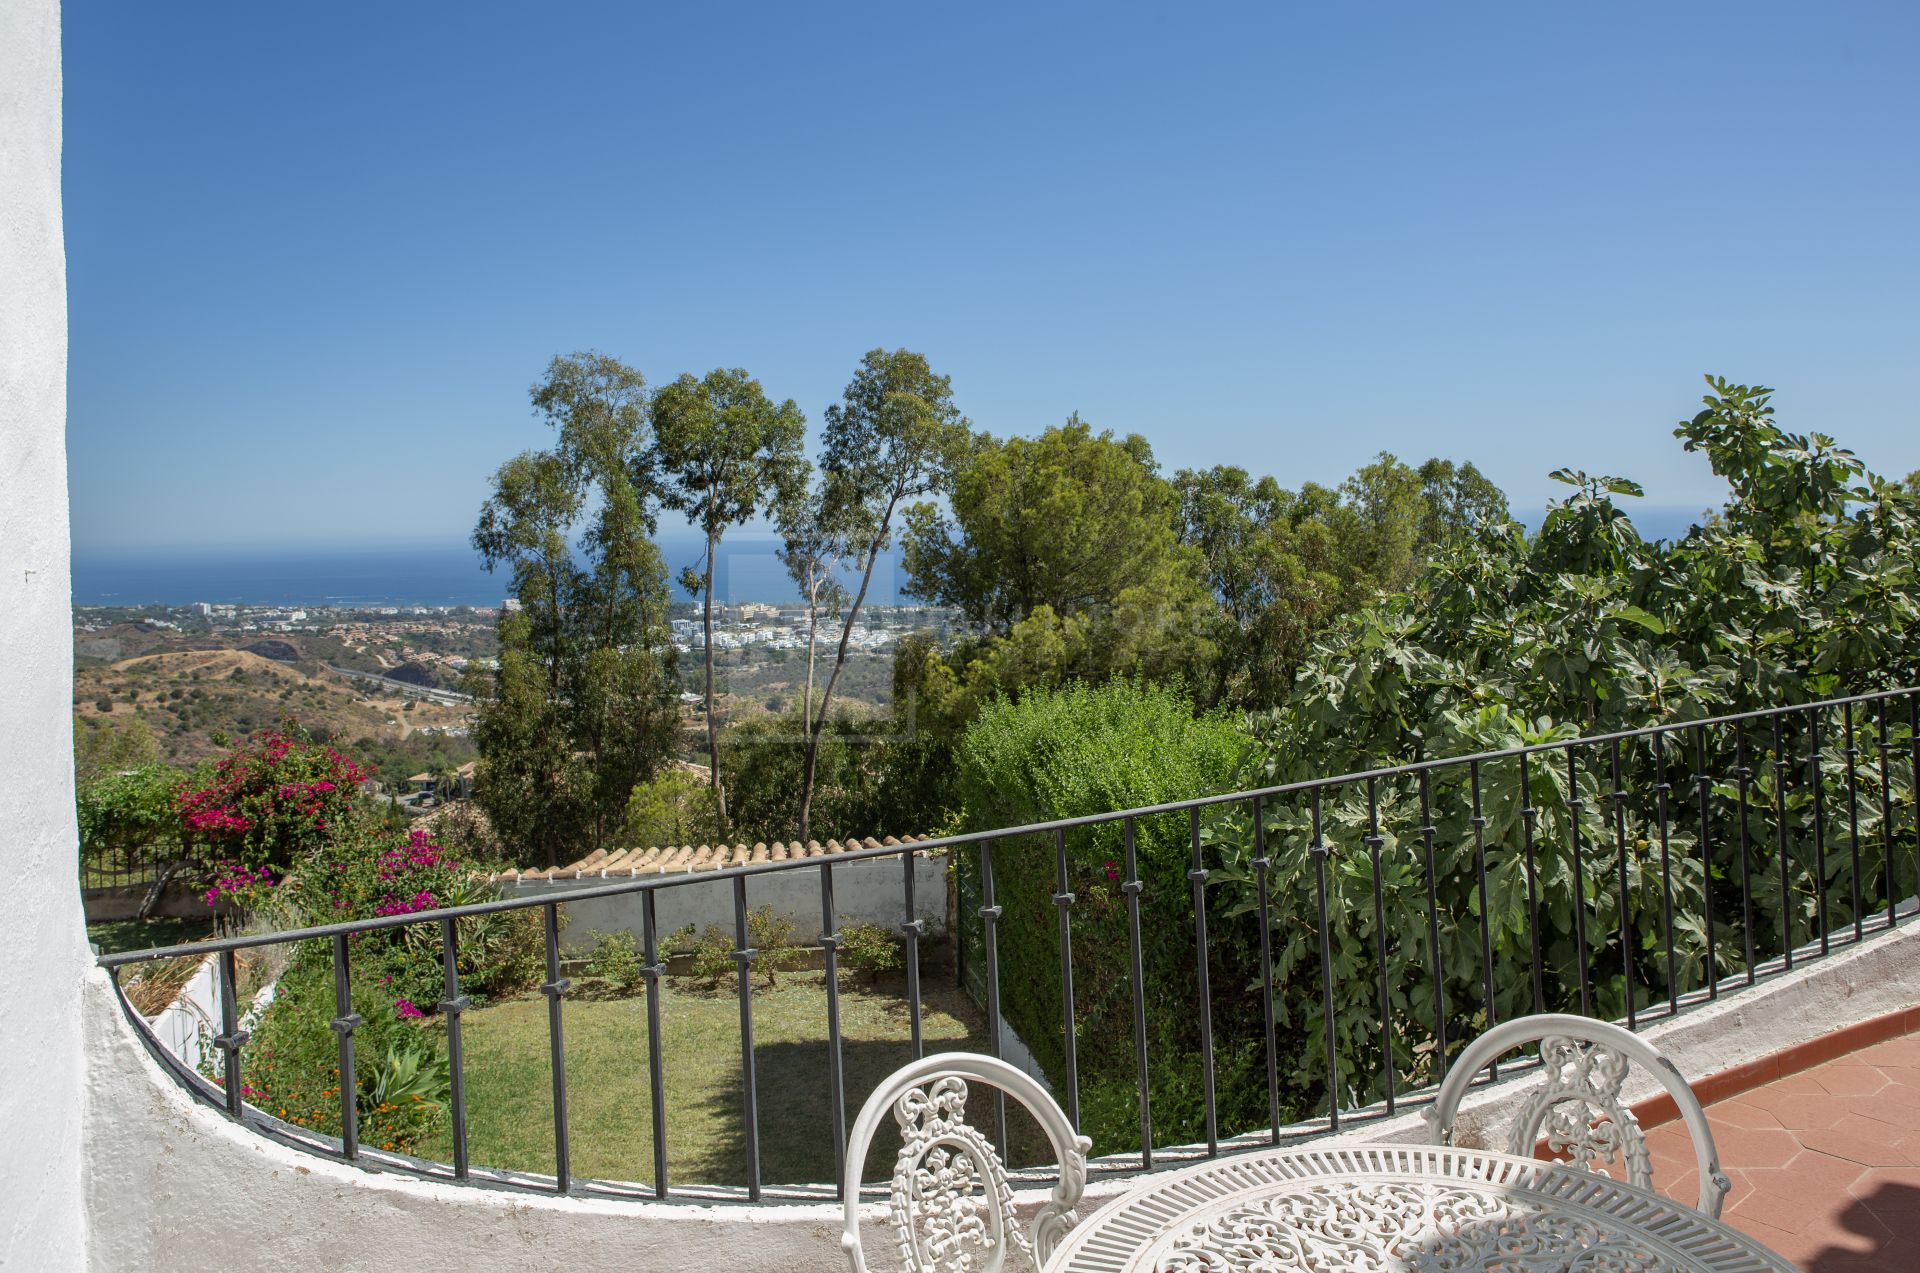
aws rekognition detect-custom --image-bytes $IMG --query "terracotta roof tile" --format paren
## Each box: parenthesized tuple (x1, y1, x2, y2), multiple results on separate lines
(486, 830, 939, 882)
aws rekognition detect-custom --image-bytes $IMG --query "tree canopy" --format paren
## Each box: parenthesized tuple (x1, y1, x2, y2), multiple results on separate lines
(652, 366, 807, 829)
(470, 352, 680, 866)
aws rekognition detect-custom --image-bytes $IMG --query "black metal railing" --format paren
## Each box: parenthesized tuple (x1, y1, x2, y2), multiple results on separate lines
(100, 687, 1920, 1204)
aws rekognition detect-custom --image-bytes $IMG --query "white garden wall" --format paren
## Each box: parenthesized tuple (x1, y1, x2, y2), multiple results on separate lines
(0, 2, 90, 1267)
(505, 853, 949, 950)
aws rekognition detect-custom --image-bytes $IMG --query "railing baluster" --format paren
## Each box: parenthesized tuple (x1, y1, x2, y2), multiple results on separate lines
(1567, 748, 1592, 1017)
(901, 848, 924, 1059)
(1609, 739, 1635, 1027)
(1418, 771, 1447, 1083)
(1772, 718, 1792, 972)
(1812, 710, 1830, 955)
(1879, 705, 1897, 928)
(979, 839, 1009, 1164)
(1654, 734, 1677, 1013)
(1518, 753, 1543, 1014)
(640, 890, 668, 1199)
(214, 947, 247, 1119)
(1188, 809, 1219, 1152)
(1121, 817, 1153, 1166)
(1910, 693, 1920, 913)
(329, 932, 361, 1160)
(1471, 762, 1497, 1079)
(730, 877, 761, 1200)
(1251, 796, 1280, 1143)
(1364, 778, 1394, 1114)
(1310, 789, 1339, 1129)
(540, 902, 571, 1194)
(1845, 700, 1864, 940)
(437, 916, 470, 1180)
(1695, 727, 1718, 997)
(1735, 721, 1756, 985)
(820, 861, 848, 1196)
(1051, 827, 1080, 1131)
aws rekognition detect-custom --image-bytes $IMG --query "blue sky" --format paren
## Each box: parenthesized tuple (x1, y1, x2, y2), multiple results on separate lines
(63, 3, 1919, 556)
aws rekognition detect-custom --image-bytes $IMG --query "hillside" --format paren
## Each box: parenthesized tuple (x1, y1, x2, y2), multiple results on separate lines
(73, 648, 472, 768)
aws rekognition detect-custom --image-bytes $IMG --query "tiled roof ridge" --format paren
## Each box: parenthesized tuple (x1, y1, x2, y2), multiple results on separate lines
(489, 833, 926, 882)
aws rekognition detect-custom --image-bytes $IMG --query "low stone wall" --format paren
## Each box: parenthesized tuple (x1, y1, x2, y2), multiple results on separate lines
(80, 916, 1920, 1271)
(500, 851, 950, 951)
(82, 967, 905, 1272)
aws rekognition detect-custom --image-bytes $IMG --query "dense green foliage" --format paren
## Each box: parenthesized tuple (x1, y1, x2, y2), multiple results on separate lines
(799, 349, 974, 840)
(1173, 455, 1508, 709)
(653, 366, 808, 830)
(903, 415, 1212, 638)
(719, 711, 948, 846)
(952, 681, 1246, 1154)
(76, 762, 185, 881)
(1199, 378, 1920, 1115)
(471, 353, 681, 867)
(620, 766, 723, 848)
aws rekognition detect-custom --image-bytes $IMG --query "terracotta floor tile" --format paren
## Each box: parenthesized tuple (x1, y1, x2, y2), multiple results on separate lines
(1852, 1037, 1920, 1067)
(1851, 1094, 1920, 1133)
(1712, 1123, 1810, 1166)
(1800, 1115, 1920, 1168)
(1814, 1065, 1896, 1098)
(1746, 1089, 1857, 1131)
(1713, 1097, 1789, 1130)
(1745, 1149, 1869, 1200)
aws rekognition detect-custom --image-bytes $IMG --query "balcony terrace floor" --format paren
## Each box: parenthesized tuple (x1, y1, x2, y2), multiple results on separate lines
(1644, 1030, 1920, 1272)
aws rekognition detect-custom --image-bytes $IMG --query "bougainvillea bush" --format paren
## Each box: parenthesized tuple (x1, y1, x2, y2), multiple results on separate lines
(177, 719, 368, 896)
(280, 821, 542, 1011)
(230, 819, 542, 1152)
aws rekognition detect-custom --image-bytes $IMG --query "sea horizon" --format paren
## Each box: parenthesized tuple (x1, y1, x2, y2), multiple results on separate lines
(69, 505, 1712, 610)
(71, 532, 911, 609)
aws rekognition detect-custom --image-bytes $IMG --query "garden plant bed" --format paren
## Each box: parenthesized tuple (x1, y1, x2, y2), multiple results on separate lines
(415, 967, 1047, 1188)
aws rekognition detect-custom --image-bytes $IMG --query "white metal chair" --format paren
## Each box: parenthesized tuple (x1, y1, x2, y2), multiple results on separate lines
(841, 1052, 1091, 1273)
(1423, 1013, 1733, 1217)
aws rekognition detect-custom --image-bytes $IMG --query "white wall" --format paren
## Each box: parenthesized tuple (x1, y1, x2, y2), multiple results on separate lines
(507, 854, 948, 950)
(0, 3, 90, 1269)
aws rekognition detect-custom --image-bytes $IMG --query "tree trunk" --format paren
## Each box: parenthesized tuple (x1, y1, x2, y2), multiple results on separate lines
(800, 503, 893, 841)
(704, 524, 729, 831)
(803, 571, 819, 725)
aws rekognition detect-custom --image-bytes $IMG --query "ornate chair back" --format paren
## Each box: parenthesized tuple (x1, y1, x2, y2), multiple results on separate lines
(841, 1052, 1092, 1273)
(1423, 1013, 1732, 1216)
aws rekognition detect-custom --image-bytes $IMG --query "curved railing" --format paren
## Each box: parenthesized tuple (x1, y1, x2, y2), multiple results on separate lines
(100, 686, 1920, 1204)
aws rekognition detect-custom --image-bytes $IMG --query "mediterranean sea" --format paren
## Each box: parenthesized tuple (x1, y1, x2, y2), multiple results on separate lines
(71, 534, 910, 608)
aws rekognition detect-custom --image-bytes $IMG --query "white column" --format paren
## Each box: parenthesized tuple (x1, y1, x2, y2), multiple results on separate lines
(0, 2, 89, 1268)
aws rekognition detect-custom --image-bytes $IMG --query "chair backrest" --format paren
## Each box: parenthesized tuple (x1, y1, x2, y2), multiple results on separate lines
(1423, 1013, 1732, 1217)
(841, 1052, 1092, 1273)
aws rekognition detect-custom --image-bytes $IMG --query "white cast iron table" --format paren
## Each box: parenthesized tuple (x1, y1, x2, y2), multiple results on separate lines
(1043, 1144, 1793, 1272)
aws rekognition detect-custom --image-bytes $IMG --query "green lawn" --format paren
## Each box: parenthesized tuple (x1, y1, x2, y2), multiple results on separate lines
(420, 969, 1051, 1189)
(87, 914, 214, 955)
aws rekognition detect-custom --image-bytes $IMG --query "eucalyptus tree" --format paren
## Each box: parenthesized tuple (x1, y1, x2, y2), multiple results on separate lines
(799, 349, 973, 841)
(774, 476, 849, 726)
(471, 352, 679, 867)
(652, 367, 807, 830)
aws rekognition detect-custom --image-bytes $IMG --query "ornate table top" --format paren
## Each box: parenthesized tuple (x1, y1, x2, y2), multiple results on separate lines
(1044, 1144, 1793, 1273)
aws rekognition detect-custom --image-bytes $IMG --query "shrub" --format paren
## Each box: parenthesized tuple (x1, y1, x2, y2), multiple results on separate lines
(280, 822, 539, 1010)
(953, 679, 1247, 1157)
(175, 719, 368, 887)
(836, 922, 902, 983)
(235, 946, 448, 1156)
(584, 930, 646, 996)
(77, 763, 186, 881)
(621, 769, 721, 848)
(681, 906, 805, 992)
